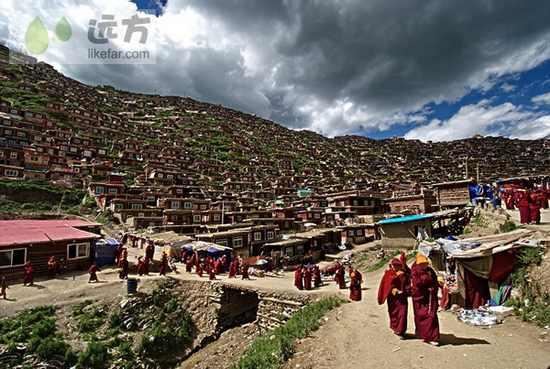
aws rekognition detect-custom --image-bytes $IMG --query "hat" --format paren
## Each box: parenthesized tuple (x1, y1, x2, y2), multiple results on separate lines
(415, 253, 429, 265)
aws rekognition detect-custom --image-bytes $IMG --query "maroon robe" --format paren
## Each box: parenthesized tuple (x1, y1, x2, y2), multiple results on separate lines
(23, 263, 34, 286)
(515, 191, 530, 224)
(241, 264, 250, 279)
(159, 254, 168, 276)
(313, 266, 322, 287)
(119, 258, 129, 279)
(209, 269, 216, 280)
(229, 260, 238, 278)
(185, 257, 193, 273)
(463, 268, 490, 309)
(349, 270, 362, 301)
(411, 262, 440, 343)
(294, 268, 303, 290)
(334, 265, 346, 289)
(88, 264, 98, 282)
(378, 265, 410, 336)
(303, 268, 312, 290)
(196, 263, 203, 277)
(529, 192, 541, 224)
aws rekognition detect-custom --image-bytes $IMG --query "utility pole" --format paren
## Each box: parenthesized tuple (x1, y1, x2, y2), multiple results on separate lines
(465, 157, 469, 179)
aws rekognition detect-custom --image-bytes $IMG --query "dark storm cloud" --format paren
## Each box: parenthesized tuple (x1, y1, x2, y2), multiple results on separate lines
(173, 0, 550, 132)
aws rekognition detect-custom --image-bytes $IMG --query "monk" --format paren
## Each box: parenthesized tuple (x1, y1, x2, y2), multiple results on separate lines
(145, 241, 155, 260)
(241, 263, 250, 279)
(294, 266, 304, 290)
(118, 254, 129, 280)
(159, 252, 169, 276)
(229, 259, 238, 278)
(348, 266, 362, 301)
(334, 263, 346, 289)
(47, 256, 58, 278)
(209, 267, 216, 280)
(23, 262, 34, 286)
(137, 256, 146, 276)
(303, 267, 313, 290)
(1, 276, 8, 300)
(185, 255, 194, 273)
(529, 191, 542, 224)
(411, 254, 440, 345)
(88, 263, 99, 283)
(515, 189, 530, 224)
(378, 253, 410, 338)
(313, 265, 322, 288)
(196, 262, 203, 277)
(143, 257, 150, 275)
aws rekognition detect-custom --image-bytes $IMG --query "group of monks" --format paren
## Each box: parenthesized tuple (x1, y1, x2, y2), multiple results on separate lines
(184, 251, 250, 280)
(378, 253, 440, 345)
(293, 262, 364, 302)
(501, 188, 548, 224)
(293, 264, 322, 290)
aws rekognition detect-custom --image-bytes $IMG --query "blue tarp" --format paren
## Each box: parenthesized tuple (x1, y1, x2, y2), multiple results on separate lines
(95, 239, 118, 267)
(377, 214, 433, 225)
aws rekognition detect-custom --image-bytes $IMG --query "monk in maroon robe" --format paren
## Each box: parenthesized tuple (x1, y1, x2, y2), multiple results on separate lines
(159, 252, 169, 276)
(23, 262, 34, 286)
(529, 191, 541, 224)
(88, 263, 99, 283)
(411, 254, 440, 345)
(334, 263, 346, 289)
(348, 266, 362, 301)
(294, 266, 304, 290)
(515, 190, 530, 224)
(143, 257, 150, 275)
(241, 263, 250, 279)
(185, 256, 194, 273)
(196, 262, 203, 277)
(137, 256, 146, 276)
(119, 256, 129, 280)
(228, 259, 238, 278)
(378, 254, 410, 338)
(209, 268, 216, 280)
(303, 267, 313, 290)
(313, 265, 322, 287)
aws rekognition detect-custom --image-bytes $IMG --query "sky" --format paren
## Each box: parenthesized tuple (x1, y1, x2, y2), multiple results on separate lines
(1, 0, 550, 141)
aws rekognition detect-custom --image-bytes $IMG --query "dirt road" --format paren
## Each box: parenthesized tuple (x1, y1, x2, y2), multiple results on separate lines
(283, 267, 550, 369)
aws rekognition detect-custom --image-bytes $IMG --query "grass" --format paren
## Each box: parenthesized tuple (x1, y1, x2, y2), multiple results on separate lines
(233, 296, 345, 369)
(508, 247, 550, 327)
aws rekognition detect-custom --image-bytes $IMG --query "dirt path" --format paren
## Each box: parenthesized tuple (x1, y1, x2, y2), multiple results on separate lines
(283, 267, 550, 369)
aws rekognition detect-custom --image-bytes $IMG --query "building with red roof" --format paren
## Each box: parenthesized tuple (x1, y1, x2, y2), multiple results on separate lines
(0, 219, 101, 280)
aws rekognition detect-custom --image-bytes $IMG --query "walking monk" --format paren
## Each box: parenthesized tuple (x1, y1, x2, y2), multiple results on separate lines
(294, 265, 304, 290)
(23, 262, 34, 286)
(118, 251, 129, 280)
(88, 263, 99, 283)
(378, 253, 410, 338)
(334, 262, 346, 289)
(1, 276, 8, 300)
(411, 253, 440, 346)
(348, 266, 363, 301)
(228, 258, 238, 278)
(159, 252, 169, 276)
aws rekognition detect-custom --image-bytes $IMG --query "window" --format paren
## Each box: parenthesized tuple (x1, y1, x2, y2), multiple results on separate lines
(348, 230, 355, 237)
(67, 243, 89, 260)
(0, 248, 26, 268)
(0, 151, 3, 158)
(167, 174, 174, 180)
(184, 202, 192, 209)
(254, 232, 262, 241)
(171, 201, 180, 209)
(193, 215, 201, 223)
(296, 245, 305, 255)
(114, 203, 123, 210)
(284, 247, 294, 257)
(233, 238, 243, 248)
(357, 229, 364, 236)
(267, 231, 274, 240)
(131, 203, 143, 210)
(5, 169, 19, 177)
(94, 186, 104, 195)
(213, 213, 221, 221)
(313, 212, 321, 219)
(10, 152, 18, 159)
(108, 188, 118, 194)
(217, 240, 228, 247)
(200, 204, 207, 210)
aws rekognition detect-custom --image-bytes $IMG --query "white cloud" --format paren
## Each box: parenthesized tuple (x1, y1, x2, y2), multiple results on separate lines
(405, 100, 550, 141)
(532, 92, 550, 105)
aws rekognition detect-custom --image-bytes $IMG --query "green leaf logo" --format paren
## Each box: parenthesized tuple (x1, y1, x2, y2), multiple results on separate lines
(55, 16, 72, 42)
(25, 17, 49, 55)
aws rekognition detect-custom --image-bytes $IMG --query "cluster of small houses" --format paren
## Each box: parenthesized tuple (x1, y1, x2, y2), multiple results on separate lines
(0, 45, 549, 291)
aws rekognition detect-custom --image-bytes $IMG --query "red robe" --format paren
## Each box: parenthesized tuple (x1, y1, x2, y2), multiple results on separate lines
(119, 259, 129, 279)
(529, 192, 541, 224)
(334, 266, 346, 289)
(411, 262, 440, 343)
(294, 268, 303, 290)
(378, 269, 409, 336)
(196, 263, 203, 277)
(24, 264, 34, 285)
(349, 270, 362, 301)
(241, 264, 250, 279)
(313, 266, 322, 287)
(209, 269, 216, 280)
(228, 260, 238, 278)
(159, 255, 168, 276)
(463, 268, 490, 309)
(304, 268, 313, 290)
(88, 265, 98, 282)
(185, 257, 193, 273)
(515, 191, 530, 224)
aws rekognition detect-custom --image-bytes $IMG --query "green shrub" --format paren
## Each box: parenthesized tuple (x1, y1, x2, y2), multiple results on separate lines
(499, 219, 518, 233)
(234, 297, 345, 369)
(77, 340, 109, 369)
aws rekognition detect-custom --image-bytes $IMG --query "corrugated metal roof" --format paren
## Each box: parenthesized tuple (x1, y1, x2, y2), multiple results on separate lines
(0, 220, 100, 247)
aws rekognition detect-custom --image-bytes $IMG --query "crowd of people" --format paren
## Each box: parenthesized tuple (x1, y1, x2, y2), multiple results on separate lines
(500, 188, 548, 224)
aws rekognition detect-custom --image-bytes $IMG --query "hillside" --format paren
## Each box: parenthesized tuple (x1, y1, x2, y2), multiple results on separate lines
(1, 45, 549, 196)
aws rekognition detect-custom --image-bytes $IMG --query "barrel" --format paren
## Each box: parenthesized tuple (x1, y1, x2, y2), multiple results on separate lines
(127, 278, 138, 295)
